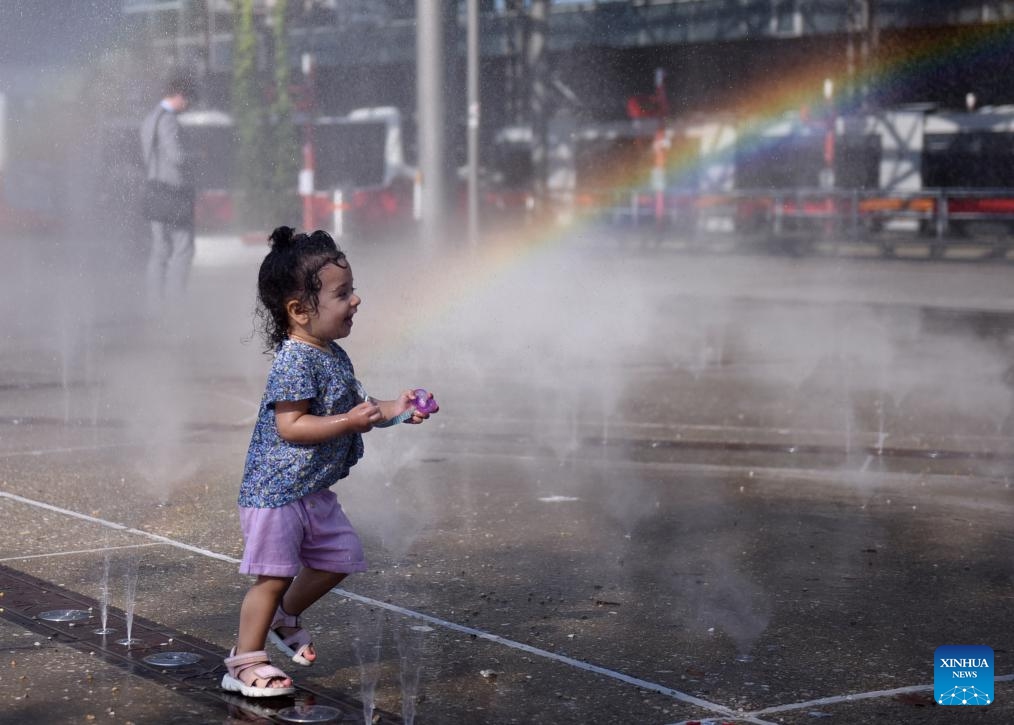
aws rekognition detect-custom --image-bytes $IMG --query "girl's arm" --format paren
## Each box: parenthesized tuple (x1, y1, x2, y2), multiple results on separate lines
(275, 399, 383, 444)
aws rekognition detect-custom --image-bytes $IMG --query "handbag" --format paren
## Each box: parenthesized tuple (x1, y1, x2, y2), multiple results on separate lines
(141, 109, 195, 226)
(141, 178, 194, 226)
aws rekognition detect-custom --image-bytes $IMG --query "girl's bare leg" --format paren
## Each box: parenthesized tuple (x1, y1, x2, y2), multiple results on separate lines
(237, 575, 291, 653)
(275, 568, 348, 662)
(234, 575, 294, 688)
(283, 568, 347, 613)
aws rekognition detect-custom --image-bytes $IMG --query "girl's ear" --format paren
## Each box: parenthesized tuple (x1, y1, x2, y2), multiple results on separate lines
(285, 298, 309, 325)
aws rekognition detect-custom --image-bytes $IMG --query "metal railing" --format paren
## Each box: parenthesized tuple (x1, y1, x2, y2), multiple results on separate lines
(584, 187, 1014, 243)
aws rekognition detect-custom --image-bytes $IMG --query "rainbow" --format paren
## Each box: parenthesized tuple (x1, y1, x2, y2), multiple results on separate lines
(669, 20, 1014, 190)
(357, 21, 1014, 357)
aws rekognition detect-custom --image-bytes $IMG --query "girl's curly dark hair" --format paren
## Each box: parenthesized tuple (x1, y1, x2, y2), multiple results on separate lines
(255, 226, 348, 350)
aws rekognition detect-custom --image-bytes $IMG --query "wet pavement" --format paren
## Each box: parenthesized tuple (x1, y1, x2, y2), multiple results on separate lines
(0, 229, 1012, 723)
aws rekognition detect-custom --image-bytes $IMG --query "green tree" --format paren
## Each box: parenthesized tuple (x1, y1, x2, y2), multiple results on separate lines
(231, 0, 269, 229)
(268, 0, 300, 225)
(230, 0, 300, 230)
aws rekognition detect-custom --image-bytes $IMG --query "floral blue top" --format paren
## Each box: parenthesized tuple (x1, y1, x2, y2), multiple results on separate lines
(239, 339, 365, 508)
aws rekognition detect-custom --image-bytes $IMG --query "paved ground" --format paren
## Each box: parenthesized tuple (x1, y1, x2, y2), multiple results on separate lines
(0, 226, 1011, 724)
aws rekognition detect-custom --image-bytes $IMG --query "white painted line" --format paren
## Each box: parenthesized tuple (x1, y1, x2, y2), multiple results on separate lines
(0, 491, 128, 530)
(0, 489, 749, 722)
(2, 488, 1010, 725)
(0, 491, 236, 564)
(0, 443, 139, 459)
(332, 588, 761, 722)
(443, 415, 1014, 453)
(746, 673, 1014, 717)
(665, 674, 1014, 723)
(0, 542, 160, 563)
(751, 683, 934, 716)
(445, 449, 1013, 494)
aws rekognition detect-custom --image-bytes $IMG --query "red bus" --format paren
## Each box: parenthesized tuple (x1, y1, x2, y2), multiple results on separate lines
(182, 105, 416, 235)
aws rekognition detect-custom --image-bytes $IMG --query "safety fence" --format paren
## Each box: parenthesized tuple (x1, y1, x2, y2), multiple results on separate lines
(575, 188, 1014, 249)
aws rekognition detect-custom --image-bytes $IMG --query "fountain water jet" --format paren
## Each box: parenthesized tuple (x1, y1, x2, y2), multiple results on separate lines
(116, 553, 142, 646)
(93, 550, 115, 635)
(351, 608, 385, 724)
(395, 620, 431, 725)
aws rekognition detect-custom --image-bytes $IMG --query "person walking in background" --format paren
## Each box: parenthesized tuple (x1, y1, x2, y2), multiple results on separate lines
(221, 226, 438, 696)
(140, 72, 197, 313)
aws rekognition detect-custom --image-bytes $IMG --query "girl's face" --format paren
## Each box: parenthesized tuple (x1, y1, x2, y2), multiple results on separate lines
(305, 262, 360, 340)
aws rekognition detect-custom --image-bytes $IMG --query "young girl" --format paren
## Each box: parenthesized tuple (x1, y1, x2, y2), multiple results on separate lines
(222, 226, 436, 697)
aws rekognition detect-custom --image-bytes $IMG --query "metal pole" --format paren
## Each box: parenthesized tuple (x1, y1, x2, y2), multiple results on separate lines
(860, 0, 879, 107)
(527, 0, 549, 212)
(333, 190, 344, 239)
(652, 68, 668, 231)
(417, 0, 445, 249)
(205, 0, 215, 74)
(300, 52, 316, 232)
(467, 0, 480, 246)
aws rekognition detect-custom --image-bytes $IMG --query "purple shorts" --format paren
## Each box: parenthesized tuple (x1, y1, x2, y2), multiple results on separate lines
(238, 489, 367, 577)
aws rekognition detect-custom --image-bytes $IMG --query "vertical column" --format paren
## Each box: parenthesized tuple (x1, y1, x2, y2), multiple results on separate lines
(205, 0, 216, 74)
(300, 52, 316, 232)
(417, 0, 445, 249)
(527, 0, 549, 211)
(847, 0, 879, 108)
(505, 1, 526, 127)
(467, 0, 480, 247)
(860, 0, 879, 107)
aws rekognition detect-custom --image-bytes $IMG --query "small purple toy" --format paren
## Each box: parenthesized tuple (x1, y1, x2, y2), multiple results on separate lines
(412, 388, 439, 414)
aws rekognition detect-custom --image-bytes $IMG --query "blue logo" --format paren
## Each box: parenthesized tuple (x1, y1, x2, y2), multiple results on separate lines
(934, 645, 994, 706)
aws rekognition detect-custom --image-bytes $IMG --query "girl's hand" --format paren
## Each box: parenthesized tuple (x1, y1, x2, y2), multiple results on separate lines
(346, 400, 384, 432)
(399, 389, 438, 424)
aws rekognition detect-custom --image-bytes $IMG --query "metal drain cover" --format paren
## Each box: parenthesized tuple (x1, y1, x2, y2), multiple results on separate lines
(0, 564, 398, 723)
(39, 609, 90, 622)
(143, 651, 202, 667)
(277, 705, 343, 722)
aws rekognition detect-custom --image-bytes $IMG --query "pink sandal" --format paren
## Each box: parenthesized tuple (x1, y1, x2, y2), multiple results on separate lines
(268, 605, 315, 666)
(221, 648, 296, 698)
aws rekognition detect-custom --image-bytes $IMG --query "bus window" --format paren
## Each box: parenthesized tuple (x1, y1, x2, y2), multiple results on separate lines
(314, 121, 388, 190)
(924, 131, 1014, 188)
